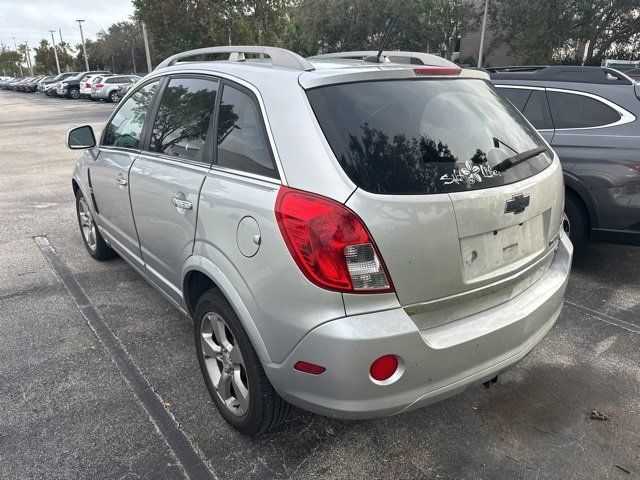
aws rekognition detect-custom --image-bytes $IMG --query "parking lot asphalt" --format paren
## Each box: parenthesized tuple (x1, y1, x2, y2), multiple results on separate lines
(1, 91, 639, 480)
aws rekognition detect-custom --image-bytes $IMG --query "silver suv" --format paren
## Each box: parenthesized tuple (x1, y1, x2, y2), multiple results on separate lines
(67, 46, 572, 435)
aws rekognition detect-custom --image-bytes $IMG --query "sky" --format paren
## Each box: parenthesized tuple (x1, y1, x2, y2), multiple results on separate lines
(0, 0, 134, 52)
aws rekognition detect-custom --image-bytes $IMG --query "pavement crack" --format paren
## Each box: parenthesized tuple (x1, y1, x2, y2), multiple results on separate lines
(564, 301, 640, 335)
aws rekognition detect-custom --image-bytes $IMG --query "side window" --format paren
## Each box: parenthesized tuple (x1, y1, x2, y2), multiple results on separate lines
(547, 91, 621, 129)
(498, 88, 531, 111)
(216, 84, 278, 178)
(102, 80, 159, 149)
(522, 91, 552, 129)
(148, 77, 218, 162)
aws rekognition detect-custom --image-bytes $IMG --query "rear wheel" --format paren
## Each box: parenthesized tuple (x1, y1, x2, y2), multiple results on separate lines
(75, 190, 115, 260)
(194, 290, 290, 435)
(564, 192, 589, 248)
(68, 87, 80, 99)
(108, 91, 119, 103)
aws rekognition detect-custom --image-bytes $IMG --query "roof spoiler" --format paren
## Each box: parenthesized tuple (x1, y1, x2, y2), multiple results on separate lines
(310, 51, 457, 68)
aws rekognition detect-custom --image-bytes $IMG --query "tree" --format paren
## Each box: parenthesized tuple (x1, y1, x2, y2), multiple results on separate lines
(33, 40, 59, 74)
(284, 0, 478, 58)
(0, 47, 22, 76)
(490, 0, 640, 65)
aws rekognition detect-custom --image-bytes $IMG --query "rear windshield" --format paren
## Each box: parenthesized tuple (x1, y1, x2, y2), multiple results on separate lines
(307, 79, 553, 194)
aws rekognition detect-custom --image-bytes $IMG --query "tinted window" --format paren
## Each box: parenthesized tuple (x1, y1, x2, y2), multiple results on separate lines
(499, 88, 531, 111)
(102, 80, 158, 149)
(307, 79, 552, 195)
(522, 91, 551, 129)
(547, 91, 621, 128)
(216, 85, 278, 177)
(148, 77, 218, 162)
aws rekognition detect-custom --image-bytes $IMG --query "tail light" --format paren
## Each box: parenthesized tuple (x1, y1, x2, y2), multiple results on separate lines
(85, 82, 91, 88)
(275, 186, 393, 293)
(96, 83, 104, 88)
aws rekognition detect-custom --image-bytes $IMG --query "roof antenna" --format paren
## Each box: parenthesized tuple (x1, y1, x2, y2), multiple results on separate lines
(364, 14, 398, 63)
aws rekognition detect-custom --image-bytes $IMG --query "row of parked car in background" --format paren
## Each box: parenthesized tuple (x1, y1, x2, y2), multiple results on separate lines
(0, 71, 141, 102)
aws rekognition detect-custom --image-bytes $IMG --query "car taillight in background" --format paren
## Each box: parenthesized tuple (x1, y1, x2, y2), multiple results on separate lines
(95, 83, 104, 88)
(85, 82, 91, 88)
(275, 186, 394, 293)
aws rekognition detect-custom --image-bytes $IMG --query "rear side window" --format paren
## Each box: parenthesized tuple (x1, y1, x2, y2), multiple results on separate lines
(102, 80, 159, 149)
(547, 91, 621, 128)
(499, 88, 531, 110)
(522, 91, 552, 129)
(307, 79, 552, 195)
(148, 77, 218, 162)
(216, 84, 278, 178)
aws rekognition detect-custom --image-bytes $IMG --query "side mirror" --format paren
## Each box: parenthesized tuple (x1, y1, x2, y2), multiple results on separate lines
(66, 125, 96, 150)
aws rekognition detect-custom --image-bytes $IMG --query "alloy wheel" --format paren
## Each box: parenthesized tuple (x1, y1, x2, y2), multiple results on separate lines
(78, 196, 97, 251)
(201, 312, 249, 416)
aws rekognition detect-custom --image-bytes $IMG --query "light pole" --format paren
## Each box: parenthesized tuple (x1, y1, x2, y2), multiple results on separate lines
(142, 22, 153, 72)
(76, 19, 89, 71)
(131, 46, 137, 73)
(50, 30, 61, 75)
(478, 0, 489, 68)
(13, 37, 23, 75)
(25, 41, 34, 75)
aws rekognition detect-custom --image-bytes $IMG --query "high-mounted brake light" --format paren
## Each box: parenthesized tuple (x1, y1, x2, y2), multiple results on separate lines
(413, 66, 462, 76)
(275, 186, 394, 294)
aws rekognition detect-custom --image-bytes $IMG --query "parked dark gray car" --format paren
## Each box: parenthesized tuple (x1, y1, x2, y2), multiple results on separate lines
(490, 66, 640, 247)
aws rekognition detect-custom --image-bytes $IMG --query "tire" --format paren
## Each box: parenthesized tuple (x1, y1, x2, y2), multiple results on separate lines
(564, 191, 589, 248)
(75, 189, 116, 260)
(108, 91, 119, 103)
(194, 290, 291, 435)
(68, 87, 80, 99)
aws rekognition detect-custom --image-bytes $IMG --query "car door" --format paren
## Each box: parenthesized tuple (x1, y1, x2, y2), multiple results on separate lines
(128, 75, 219, 301)
(91, 79, 161, 266)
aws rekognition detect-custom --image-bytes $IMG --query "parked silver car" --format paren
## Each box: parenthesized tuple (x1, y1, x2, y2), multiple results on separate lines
(67, 46, 572, 435)
(90, 75, 140, 102)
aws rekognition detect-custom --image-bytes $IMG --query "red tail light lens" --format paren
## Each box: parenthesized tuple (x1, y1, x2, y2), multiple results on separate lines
(275, 186, 393, 293)
(96, 83, 104, 88)
(85, 82, 91, 88)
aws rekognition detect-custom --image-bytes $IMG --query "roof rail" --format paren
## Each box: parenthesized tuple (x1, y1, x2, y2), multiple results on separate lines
(310, 51, 456, 68)
(155, 46, 315, 72)
(488, 65, 633, 85)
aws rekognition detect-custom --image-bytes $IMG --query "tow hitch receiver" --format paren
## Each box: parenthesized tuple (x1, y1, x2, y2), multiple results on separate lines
(483, 375, 499, 389)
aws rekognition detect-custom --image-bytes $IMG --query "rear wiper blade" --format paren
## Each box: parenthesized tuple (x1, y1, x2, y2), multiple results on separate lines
(493, 146, 548, 172)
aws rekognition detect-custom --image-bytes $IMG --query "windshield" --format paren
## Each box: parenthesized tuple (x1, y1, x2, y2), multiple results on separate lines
(307, 78, 553, 194)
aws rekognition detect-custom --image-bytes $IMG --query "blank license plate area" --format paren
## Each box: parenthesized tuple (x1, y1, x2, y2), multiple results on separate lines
(460, 213, 546, 282)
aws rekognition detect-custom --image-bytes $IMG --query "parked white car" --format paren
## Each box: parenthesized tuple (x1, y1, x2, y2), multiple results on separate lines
(91, 75, 140, 102)
(80, 74, 111, 99)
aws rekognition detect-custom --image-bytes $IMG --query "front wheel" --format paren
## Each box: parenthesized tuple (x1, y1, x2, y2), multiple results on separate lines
(75, 190, 115, 260)
(194, 290, 290, 435)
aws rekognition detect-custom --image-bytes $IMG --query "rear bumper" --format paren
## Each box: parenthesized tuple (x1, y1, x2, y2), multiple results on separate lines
(266, 234, 573, 419)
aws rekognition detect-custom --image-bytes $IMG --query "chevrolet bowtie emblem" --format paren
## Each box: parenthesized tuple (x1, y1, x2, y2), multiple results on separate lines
(504, 194, 530, 214)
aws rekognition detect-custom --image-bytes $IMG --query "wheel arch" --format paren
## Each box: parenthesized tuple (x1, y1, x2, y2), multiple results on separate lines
(563, 172, 598, 229)
(182, 256, 272, 364)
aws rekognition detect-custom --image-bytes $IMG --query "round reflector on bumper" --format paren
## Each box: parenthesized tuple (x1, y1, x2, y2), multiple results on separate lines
(370, 355, 399, 382)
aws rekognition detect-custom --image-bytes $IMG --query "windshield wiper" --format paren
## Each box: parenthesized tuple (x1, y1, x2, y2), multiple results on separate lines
(493, 146, 548, 172)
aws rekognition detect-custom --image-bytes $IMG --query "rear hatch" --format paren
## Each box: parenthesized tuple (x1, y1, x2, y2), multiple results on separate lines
(306, 75, 564, 327)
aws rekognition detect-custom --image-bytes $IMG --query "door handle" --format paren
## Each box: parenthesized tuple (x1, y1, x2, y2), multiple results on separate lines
(116, 176, 128, 186)
(172, 197, 193, 210)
